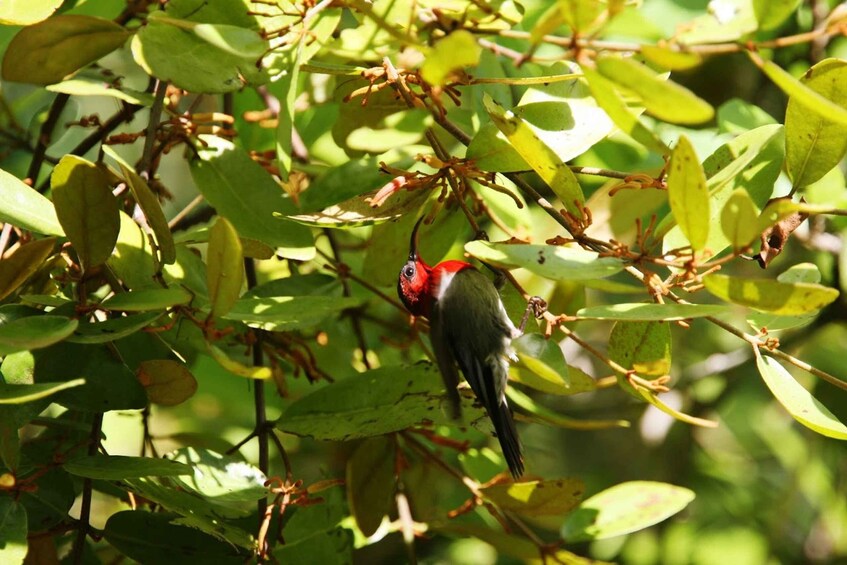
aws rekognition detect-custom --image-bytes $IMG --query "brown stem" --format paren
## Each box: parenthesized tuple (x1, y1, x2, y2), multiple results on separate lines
(71, 412, 103, 565)
(27, 93, 70, 184)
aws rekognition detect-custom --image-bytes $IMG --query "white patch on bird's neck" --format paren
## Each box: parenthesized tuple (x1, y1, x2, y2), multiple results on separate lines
(434, 269, 457, 301)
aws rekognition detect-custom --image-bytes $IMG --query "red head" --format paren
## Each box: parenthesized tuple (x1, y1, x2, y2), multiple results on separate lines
(397, 217, 473, 318)
(398, 217, 433, 317)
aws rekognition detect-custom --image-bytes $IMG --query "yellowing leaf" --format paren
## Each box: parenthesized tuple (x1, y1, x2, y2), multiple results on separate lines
(481, 478, 585, 517)
(667, 136, 710, 251)
(137, 360, 198, 406)
(206, 216, 244, 319)
(703, 273, 839, 315)
(482, 94, 585, 217)
(0, 238, 56, 301)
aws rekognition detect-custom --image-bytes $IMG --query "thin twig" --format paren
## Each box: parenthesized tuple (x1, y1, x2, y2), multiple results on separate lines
(27, 93, 70, 184)
(71, 412, 103, 565)
(137, 79, 168, 176)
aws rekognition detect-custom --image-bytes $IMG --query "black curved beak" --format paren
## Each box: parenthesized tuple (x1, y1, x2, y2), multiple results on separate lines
(409, 216, 425, 261)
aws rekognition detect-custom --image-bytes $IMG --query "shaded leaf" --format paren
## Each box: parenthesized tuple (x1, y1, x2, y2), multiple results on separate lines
(347, 436, 395, 536)
(51, 155, 120, 270)
(512, 333, 570, 390)
(511, 363, 597, 397)
(0, 238, 56, 302)
(120, 164, 177, 265)
(609, 321, 671, 396)
(67, 311, 162, 344)
(64, 455, 193, 480)
(102, 288, 192, 312)
(0, 379, 85, 405)
(720, 189, 760, 250)
(190, 136, 314, 259)
(0, 316, 78, 356)
(47, 74, 154, 106)
(277, 363, 490, 440)
(561, 481, 695, 542)
(703, 273, 839, 315)
(508, 388, 630, 430)
(753, 0, 802, 31)
(2, 15, 130, 85)
(137, 360, 198, 406)
(206, 217, 244, 319)
(286, 185, 429, 228)
(755, 351, 847, 439)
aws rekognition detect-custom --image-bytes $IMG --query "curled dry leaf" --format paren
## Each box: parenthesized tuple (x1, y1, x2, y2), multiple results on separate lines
(757, 197, 809, 268)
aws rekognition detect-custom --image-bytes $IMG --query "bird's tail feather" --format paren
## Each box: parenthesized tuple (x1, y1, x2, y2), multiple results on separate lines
(488, 398, 524, 478)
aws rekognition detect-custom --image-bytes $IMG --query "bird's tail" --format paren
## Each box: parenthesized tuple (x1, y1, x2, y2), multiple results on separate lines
(488, 396, 524, 478)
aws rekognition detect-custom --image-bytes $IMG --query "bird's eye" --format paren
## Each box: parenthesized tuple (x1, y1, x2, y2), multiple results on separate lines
(403, 265, 415, 278)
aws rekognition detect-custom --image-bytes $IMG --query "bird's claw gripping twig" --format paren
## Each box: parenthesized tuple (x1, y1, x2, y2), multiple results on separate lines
(519, 296, 548, 334)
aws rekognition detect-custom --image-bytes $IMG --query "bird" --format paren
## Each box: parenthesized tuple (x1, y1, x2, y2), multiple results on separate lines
(397, 217, 524, 477)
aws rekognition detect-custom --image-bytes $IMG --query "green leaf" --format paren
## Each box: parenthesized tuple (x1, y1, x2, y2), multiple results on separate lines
(785, 59, 847, 188)
(0, 238, 56, 302)
(755, 198, 832, 235)
(512, 333, 570, 390)
(46, 74, 155, 106)
(109, 211, 158, 290)
(64, 455, 193, 480)
(0, 379, 85, 405)
(346, 436, 395, 537)
(286, 184, 430, 228)
(0, 0, 62, 25)
(137, 360, 198, 406)
(581, 68, 668, 154)
(206, 217, 244, 319)
(67, 311, 162, 345)
(206, 343, 272, 380)
(666, 135, 709, 251)
(0, 498, 27, 565)
(277, 363, 490, 440)
(0, 316, 78, 356)
(101, 288, 192, 312)
(609, 321, 671, 395)
(675, 1, 757, 44)
(511, 363, 596, 397)
(596, 56, 714, 124)
(640, 45, 703, 71)
(131, 16, 267, 93)
(562, 481, 695, 542)
(223, 296, 363, 332)
(0, 168, 63, 236)
(167, 448, 267, 516)
(467, 63, 618, 173)
(716, 98, 777, 135)
(275, 40, 300, 180)
(720, 189, 760, 250)
(190, 136, 314, 259)
(120, 164, 177, 265)
(481, 478, 584, 517)
(104, 511, 249, 565)
(482, 93, 585, 216)
(273, 528, 353, 565)
(577, 303, 729, 321)
(421, 30, 481, 86)
(755, 352, 847, 440)
(753, 53, 847, 127)
(703, 273, 839, 315)
(753, 0, 801, 31)
(297, 158, 394, 212)
(464, 241, 624, 280)
(2, 15, 130, 85)
(508, 387, 629, 430)
(51, 155, 120, 271)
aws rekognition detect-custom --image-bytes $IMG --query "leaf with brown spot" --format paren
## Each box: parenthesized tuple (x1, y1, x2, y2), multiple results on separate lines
(480, 478, 585, 517)
(137, 360, 197, 406)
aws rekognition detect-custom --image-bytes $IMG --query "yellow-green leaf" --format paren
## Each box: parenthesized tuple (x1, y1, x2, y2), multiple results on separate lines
(720, 188, 759, 250)
(0, 238, 56, 301)
(2, 15, 131, 85)
(101, 288, 192, 312)
(0, 0, 63, 25)
(785, 58, 847, 188)
(609, 321, 671, 397)
(481, 478, 585, 517)
(51, 155, 120, 271)
(755, 351, 847, 440)
(120, 164, 176, 265)
(0, 168, 63, 236)
(640, 45, 703, 71)
(703, 273, 839, 315)
(206, 217, 244, 319)
(0, 316, 79, 356)
(596, 55, 714, 125)
(420, 30, 481, 86)
(207, 343, 272, 380)
(482, 94, 585, 216)
(667, 136, 710, 251)
(137, 360, 198, 406)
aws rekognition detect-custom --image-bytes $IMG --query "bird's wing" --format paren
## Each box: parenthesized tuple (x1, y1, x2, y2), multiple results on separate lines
(429, 305, 462, 420)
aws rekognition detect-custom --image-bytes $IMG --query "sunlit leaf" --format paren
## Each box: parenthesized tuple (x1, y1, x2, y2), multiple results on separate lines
(703, 273, 839, 315)
(508, 388, 629, 430)
(577, 303, 728, 321)
(512, 333, 570, 390)
(666, 135, 709, 251)
(421, 30, 481, 85)
(102, 288, 192, 312)
(51, 155, 120, 271)
(207, 343, 272, 380)
(465, 241, 623, 280)
(609, 321, 671, 395)
(720, 189, 760, 250)
(561, 481, 695, 542)
(753, 0, 801, 31)
(2, 15, 130, 84)
(0, 238, 56, 302)
(223, 296, 363, 332)
(0, 168, 63, 236)
(206, 217, 244, 319)
(481, 478, 584, 517)
(67, 312, 162, 344)
(0, 498, 27, 565)
(65, 456, 193, 480)
(0, 0, 62, 25)
(755, 351, 847, 440)
(120, 164, 177, 265)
